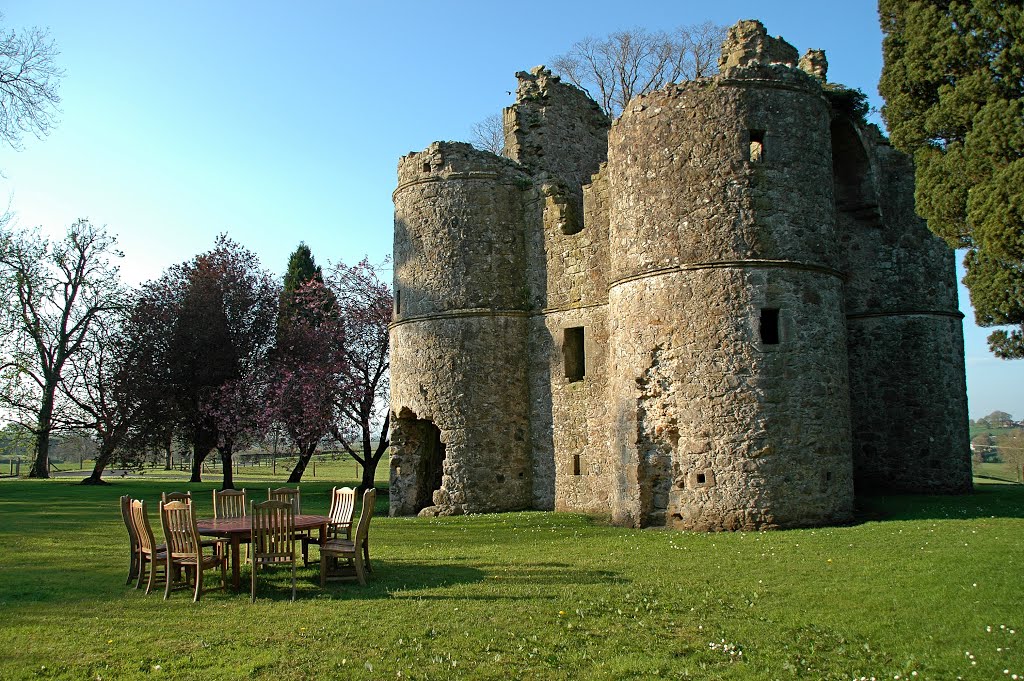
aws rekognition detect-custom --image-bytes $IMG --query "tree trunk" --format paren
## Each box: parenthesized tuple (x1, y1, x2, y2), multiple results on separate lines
(82, 440, 116, 485)
(358, 412, 390, 492)
(29, 388, 56, 478)
(360, 457, 378, 492)
(190, 441, 211, 482)
(163, 432, 173, 470)
(219, 443, 235, 490)
(287, 442, 317, 483)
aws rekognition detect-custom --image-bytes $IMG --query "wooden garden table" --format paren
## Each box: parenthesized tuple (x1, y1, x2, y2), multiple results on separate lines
(196, 514, 329, 589)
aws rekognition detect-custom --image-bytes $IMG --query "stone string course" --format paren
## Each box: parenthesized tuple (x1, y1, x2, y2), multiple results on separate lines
(388, 19, 972, 529)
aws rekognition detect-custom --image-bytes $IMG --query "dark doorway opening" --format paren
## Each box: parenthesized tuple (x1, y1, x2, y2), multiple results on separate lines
(414, 421, 445, 513)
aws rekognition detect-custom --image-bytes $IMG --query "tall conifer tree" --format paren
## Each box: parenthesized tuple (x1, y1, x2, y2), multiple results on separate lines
(879, 1, 1024, 358)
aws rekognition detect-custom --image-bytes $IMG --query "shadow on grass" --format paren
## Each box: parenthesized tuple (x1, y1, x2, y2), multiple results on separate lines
(855, 482, 1024, 523)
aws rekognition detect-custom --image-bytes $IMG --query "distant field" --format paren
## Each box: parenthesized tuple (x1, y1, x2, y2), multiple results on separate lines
(0, 476, 1021, 680)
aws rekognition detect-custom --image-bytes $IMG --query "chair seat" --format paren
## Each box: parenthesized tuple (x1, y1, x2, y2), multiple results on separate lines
(321, 539, 355, 554)
(173, 553, 225, 570)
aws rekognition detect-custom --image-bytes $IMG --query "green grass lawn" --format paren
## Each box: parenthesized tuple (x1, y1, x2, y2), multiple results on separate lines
(1, 477, 1022, 680)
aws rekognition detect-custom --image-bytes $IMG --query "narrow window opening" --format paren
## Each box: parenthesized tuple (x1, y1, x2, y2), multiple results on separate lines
(749, 129, 766, 163)
(394, 289, 401, 314)
(422, 161, 431, 173)
(696, 472, 707, 485)
(760, 308, 780, 345)
(825, 471, 833, 482)
(572, 454, 581, 476)
(563, 327, 586, 382)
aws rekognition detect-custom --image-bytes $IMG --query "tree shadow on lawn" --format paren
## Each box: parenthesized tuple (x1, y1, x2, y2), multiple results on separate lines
(315, 559, 625, 601)
(854, 482, 1024, 523)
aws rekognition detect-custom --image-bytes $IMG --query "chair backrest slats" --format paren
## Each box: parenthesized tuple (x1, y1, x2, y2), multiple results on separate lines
(328, 487, 356, 526)
(213, 488, 247, 519)
(161, 491, 192, 504)
(354, 488, 376, 545)
(268, 487, 301, 514)
(121, 495, 138, 550)
(160, 500, 201, 557)
(129, 499, 157, 554)
(251, 500, 295, 558)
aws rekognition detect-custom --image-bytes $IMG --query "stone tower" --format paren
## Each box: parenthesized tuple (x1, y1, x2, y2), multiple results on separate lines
(388, 20, 972, 528)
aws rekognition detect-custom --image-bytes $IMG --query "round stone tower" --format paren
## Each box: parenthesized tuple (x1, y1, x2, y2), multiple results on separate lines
(605, 22, 855, 530)
(834, 123, 972, 494)
(389, 142, 536, 516)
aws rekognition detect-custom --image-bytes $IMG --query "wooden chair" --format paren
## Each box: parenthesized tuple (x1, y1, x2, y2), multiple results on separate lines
(267, 486, 300, 513)
(128, 499, 168, 594)
(159, 500, 227, 602)
(120, 495, 140, 585)
(214, 488, 249, 562)
(269, 486, 309, 563)
(213, 488, 247, 518)
(307, 486, 356, 569)
(250, 499, 297, 602)
(320, 488, 376, 587)
(161, 491, 192, 504)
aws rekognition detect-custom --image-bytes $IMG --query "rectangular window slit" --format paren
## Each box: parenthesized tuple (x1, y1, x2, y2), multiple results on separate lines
(563, 326, 586, 382)
(422, 161, 431, 173)
(394, 289, 401, 314)
(749, 129, 766, 163)
(696, 472, 706, 485)
(760, 308, 780, 345)
(572, 454, 581, 476)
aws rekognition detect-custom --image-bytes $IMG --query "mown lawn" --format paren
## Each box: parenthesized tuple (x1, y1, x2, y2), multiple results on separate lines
(0, 477, 1021, 680)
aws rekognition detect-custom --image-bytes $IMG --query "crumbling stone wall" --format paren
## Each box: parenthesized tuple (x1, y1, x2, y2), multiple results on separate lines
(391, 143, 535, 515)
(837, 126, 972, 493)
(389, 19, 971, 528)
(604, 52, 854, 529)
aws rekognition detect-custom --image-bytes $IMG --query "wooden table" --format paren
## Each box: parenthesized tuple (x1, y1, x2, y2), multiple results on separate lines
(196, 514, 329, 589)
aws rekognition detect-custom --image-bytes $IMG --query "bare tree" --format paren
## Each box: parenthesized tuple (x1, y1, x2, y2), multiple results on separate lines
(61, 309, 142, 484)
(470, 113, 505, 156)
(0, 220, 125, 478)
(0, 13, 63, 150)
(550, 22, 727, 117)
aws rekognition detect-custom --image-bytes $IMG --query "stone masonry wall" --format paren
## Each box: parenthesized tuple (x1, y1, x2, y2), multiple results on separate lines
(391, 142, 535, 515)
(604, 46, 854, 529)
(389, 18, 970, 529)
(608, 268, 853, 530)
(839, 126, 971, 493)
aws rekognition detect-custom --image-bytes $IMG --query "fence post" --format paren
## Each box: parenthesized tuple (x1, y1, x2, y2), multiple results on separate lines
(312, 460, 316, 478)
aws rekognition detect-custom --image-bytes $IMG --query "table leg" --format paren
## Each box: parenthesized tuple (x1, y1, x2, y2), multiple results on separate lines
(231, 535, 241, 589)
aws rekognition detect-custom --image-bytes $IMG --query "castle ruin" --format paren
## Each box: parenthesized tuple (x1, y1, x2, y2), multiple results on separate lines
(388, 20, 972, 531)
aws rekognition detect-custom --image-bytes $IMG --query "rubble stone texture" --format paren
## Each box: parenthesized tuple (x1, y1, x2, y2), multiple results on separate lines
(389, 19, 972, 529)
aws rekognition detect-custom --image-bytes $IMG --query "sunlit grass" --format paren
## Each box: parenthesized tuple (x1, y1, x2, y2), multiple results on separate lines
(0, 478, 1021, 680)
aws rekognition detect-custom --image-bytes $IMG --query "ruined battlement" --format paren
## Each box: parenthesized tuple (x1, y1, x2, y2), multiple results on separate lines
(389, 20, 972, 528)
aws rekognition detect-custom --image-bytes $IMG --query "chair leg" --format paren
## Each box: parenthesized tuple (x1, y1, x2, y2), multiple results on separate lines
(251, 562, 258, 602)
(137, 554, 148, 590)
(127, 549, 138, 585)
(291, 562, 296, 601)
(194, 566, 204, 602)
(354, 552, 367, 586)
(364, 538, 371, 573)
(320, 552, 328, 588)
(163, 558, 174, 600)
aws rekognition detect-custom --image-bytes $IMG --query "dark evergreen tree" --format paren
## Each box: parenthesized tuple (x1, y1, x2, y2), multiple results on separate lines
(879, 0, 1024, 358)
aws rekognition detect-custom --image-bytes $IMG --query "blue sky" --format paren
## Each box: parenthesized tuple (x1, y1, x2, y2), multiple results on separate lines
(2, 1, 1020, 419)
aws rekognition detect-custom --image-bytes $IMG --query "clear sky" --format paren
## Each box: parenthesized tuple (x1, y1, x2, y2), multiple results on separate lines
(2, 1, 1021, 419)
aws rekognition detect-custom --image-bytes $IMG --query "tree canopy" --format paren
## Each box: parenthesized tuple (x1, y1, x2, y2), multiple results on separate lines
(879, 1, 1024, 358)
(550, 22, 727, 117)
(0, 12, 63, 150)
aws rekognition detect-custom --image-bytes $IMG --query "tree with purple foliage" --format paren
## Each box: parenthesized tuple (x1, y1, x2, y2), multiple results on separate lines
(134, 235, 278, 486)
(268, 278, 345, 483)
